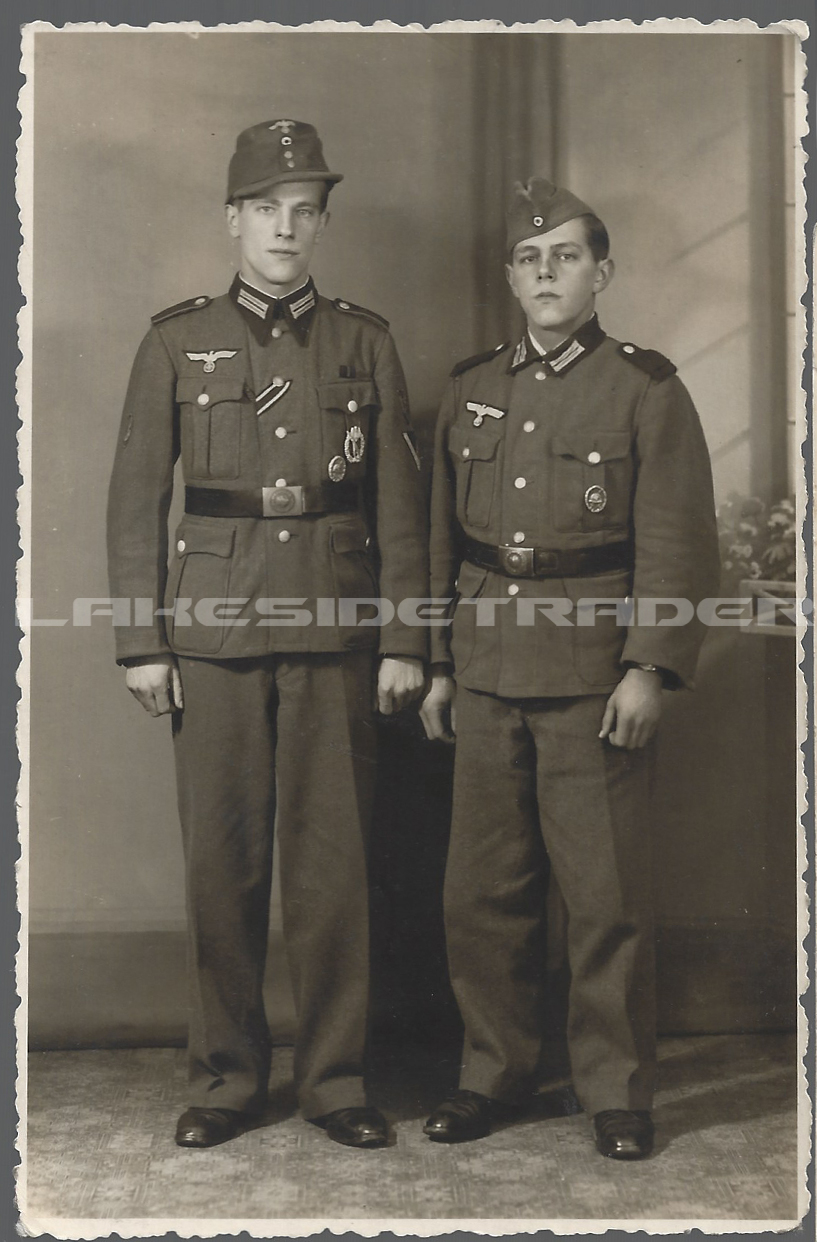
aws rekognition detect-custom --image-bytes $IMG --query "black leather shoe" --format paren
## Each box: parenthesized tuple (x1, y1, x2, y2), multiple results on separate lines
(175, 1106, 245, 1148)
(593, 1109, 654, 1160)
(316, 1106, 389, 1148)
(423, 1090, 497, 1143)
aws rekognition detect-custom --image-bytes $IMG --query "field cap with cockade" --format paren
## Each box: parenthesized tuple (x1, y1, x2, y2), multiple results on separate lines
(226, 119, 343, 203)
(507, 176, 596, 254)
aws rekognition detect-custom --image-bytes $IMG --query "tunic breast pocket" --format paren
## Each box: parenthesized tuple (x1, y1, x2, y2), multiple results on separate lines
(317, 379, 379, 482)
(448, 423, 502, 530)
(550, 429, 633, 534)
(176, 377, 247, 480)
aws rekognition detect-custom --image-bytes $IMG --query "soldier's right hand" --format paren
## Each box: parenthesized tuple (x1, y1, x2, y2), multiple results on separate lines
(419, 667, 457, 743)
(124, 655, 184, 717)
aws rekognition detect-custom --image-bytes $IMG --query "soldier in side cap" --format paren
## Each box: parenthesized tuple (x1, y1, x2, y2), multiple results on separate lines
(107, 120, 428, 1149)
(420, 177, 719, 1158)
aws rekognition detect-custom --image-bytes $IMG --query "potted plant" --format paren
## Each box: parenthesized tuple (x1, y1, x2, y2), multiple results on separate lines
(716, 493, 798, 634)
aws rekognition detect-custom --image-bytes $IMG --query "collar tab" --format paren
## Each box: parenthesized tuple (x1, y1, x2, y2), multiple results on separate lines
(507, 314, 606, 376)
(229, 274, 317, 344)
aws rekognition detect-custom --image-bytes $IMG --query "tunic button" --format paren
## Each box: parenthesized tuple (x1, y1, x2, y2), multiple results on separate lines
(275, 427, 287, 439)
(588, 450, 601, 464)
(535, 370, 547, 381)
(508, 583, 519, 596)
(347, 399, 358, 413)
(270, 326, 283, 339)
(623, 344, 636, 354)
(462, 447, 471, 459)
(195, 297, 207, 306)
(278, 530, 291, 543)
(272, 376, 285, 387)
(523, 420, 536, 433)
(514, 477, 526, 489)
(177, 539, 186, 553)
(275, 478, 287, 487)
(196, 393, 209, 407)
(513, 532, 525, 544)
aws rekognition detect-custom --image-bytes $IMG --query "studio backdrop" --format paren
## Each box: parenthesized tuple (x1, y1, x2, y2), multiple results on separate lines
(25, 27, 800, 1049)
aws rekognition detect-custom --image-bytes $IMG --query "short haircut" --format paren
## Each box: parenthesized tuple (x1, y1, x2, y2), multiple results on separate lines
(581, 214, 610, 261)
(231, 181, 332, 212)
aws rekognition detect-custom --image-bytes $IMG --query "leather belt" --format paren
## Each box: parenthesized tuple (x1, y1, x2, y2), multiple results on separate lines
(185, 484, 359, 519)
(463, 537, 633, 580)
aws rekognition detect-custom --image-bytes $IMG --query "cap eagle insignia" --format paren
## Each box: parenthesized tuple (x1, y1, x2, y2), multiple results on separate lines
(185, 350, 239, 374)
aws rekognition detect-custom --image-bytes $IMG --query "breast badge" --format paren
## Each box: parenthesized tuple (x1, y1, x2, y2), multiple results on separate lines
(344, 425, 365, 463)
(328, 455, 347, 482)
(584, 484, 608, 514)
(466, 401, 506, 427)
(184, 350, 239, 374)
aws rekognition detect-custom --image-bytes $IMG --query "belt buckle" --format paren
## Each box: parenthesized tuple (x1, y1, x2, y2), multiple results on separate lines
(262, 485, 304, 517)
(499, 545, 534, 577)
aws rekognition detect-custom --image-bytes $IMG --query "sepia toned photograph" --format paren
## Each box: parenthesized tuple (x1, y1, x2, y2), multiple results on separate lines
(16, 14, 810, 1237)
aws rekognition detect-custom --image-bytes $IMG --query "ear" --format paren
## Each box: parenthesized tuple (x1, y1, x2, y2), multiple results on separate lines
(505, 262, 520, 301)
(225, 202, 241, 239)
(593, 257, 614, 294)
(314, 210, 330, 245)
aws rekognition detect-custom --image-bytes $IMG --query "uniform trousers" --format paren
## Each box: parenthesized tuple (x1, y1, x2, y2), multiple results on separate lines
(172, 650, 376, 1120)
(445, 686, 656, 1116)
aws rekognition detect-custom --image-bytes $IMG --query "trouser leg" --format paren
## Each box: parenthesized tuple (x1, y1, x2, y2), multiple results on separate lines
(274, 650, 377, 1119)
(172, 656, 276, 1115)
(528, 695, 656, 1114)
(444, 687, 549, 1102)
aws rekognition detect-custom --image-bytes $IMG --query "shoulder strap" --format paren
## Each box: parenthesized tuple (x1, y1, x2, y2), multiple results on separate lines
(333, 298, 389, 329)
(450, 341, 511, 378)
(618, 341, 677, 384)
(151, 295, 212, 325)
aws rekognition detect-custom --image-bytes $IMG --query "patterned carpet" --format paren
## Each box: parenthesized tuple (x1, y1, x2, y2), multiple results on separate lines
(21, 1034, 802, 1230)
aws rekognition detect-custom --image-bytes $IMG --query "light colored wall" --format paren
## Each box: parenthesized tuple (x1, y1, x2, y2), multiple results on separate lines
(28, 29, 485, 931)
(557, 32, 789, 505)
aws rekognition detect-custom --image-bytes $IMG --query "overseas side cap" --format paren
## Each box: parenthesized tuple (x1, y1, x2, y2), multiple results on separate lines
(227, 119, 343, 203)
(507, 177, 596, 254)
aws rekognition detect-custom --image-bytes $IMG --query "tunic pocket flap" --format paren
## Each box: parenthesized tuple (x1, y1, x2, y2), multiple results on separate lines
(551, 430, 630, 463)
(176, 377, 247, 407)
(448, 424, 501, 462)
(331, 523, 369, 554)
(318, 379, 379, 412)
(176, 522, 235, 558)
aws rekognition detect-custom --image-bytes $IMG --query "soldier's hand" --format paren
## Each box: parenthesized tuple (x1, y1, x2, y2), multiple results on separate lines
(419, 668, 457, 743)
(125, 655, 184, 717)
(599, 667, 662, 749)
(377, 656, 425, 716)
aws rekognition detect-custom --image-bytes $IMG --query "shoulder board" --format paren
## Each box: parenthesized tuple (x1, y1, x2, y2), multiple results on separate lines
(151, 295, 212, 325)
(450, 341, 510, 378)
(618, 342, 677, 383)
(333, 298, 389, 329)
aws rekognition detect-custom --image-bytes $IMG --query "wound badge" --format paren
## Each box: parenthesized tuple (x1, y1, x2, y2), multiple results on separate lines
(584, 484, 608, 514)
(344, 425, 365, 464)
(328, 455, 347, 482)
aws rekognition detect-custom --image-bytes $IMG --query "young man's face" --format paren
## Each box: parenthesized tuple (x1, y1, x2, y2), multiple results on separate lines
(225, 181, 329, 297)
(506, 217, 613, 349)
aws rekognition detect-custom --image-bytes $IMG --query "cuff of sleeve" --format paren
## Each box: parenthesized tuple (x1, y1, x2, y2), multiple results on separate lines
(621, 660, 683, 691)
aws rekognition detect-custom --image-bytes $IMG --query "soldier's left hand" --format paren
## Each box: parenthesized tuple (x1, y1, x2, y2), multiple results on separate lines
(376, 656, 425, 715)
(599, 667, 663, 749)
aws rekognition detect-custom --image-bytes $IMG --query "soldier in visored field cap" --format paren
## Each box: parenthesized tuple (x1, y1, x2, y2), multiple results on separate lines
(107, 119, 428, 1150)
(420, 176, 720, 1158)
